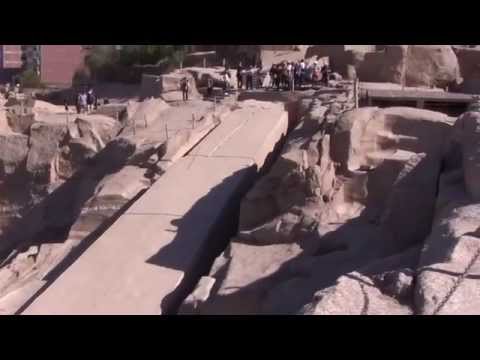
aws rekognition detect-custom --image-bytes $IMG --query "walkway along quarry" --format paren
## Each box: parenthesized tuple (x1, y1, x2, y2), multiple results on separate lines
(21, 100, 289, 314)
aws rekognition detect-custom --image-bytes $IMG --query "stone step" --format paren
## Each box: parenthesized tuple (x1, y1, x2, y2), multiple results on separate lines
(376, 131, 419, 151)
(366, 149, 416, 167)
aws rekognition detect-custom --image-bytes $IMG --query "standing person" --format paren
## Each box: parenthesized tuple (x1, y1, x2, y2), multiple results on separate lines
(180, 76, 189, 101)
(282, 62, 289, 90)
(207, 77, 214, 98)
(236, 62, 243, 90)
(246, 66, 253, 90)
(321, 64, 329, 86)
(4, 83, 10, 96)
(269, 64, 276, 89)
(13, 83, 20, 98)
(223, 70, 231, 95)
(294, 61, 301, 88)
(251, 66, 258, 90)
(276, 63, 283, 90)
(287, 62, 293, 87)
(242, 67, 248, 90)
(312, 63, 321, 84)
(300, 59, 306, 87)
(76, 92, 82, 114)
(87, 88, 95, 113)
(80, 91, 88, 113)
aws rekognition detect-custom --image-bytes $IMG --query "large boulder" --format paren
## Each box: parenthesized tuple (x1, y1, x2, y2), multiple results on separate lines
(405, 45, 461, 88)
(299, 272, 412, 315)
(358, 45, 460, 88)
(129, 97, 169, 126)
(74, 114, 120, 146)
(452, 46, 480, 93)
(94, 101, 140, 123)
(415, 204, 480, 315)
(450, 111, 480, 201)
(140, 72, 200, 101)
(359, 45, 407, 83)
(31, 100, 64, 114)
(260, 49, 307, 70)
(415, 107, 480, 315)
(182, 67, 238, 89)
(186, 240, 303, 314)
(26, 122, 68, 184)
(87, 165, 150, 207)
(0, 133, 29, 177)
(193, 92, 456, 315)
(57, 137, 98, 179)
(330, 106, 452, 223)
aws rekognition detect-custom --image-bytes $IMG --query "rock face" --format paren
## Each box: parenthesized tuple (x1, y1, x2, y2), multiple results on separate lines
(328, 45, 461, 88)
(0, 99, 129, 265)
(405, 45, 461, 88)
(452, 46, 480, 93)
(0, 134, 29, 177)
(182, 67, 238, 90)
(299, 272, 412, 315)
(140, 73, 200, 102)
(187, 84, 457, 315)
(415, 106, 480, 315)
(0, 95, 229, 314)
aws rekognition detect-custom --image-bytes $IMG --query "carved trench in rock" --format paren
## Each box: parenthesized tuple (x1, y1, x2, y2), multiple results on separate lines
(182, 103, 455, 315)
(159, 99, 300, 314)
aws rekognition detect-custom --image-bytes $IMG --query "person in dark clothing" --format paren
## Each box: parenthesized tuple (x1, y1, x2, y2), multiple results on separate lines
(207, 77, 214, 98)
(321, 65, 329, 86)
(275, 63, 283, 90)
(269, 64, 277, 89)
(236, 62, 243, 90)
(75, 93, 82, 114)
(180, 77, 189, 101)
(294, 62, 301, 88)
(246, 66, 253, 90)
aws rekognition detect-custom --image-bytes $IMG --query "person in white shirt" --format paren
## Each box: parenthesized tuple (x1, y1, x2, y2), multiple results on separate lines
(223, 71, 231, 94)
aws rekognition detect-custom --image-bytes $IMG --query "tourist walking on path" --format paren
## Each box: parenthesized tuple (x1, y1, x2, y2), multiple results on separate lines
(180, 77, 190, 101)
(78, 91, 88, 113)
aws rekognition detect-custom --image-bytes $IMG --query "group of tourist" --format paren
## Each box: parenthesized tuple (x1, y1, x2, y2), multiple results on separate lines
(2, 83, 21, 99)
(268, 59, 331, 91)
(205, 69, 235, 98)
(236, 63, 262, 90)
(75, 88, 97, 114)
(233, 58, 332, 92)
(179, 57, 335, 103)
